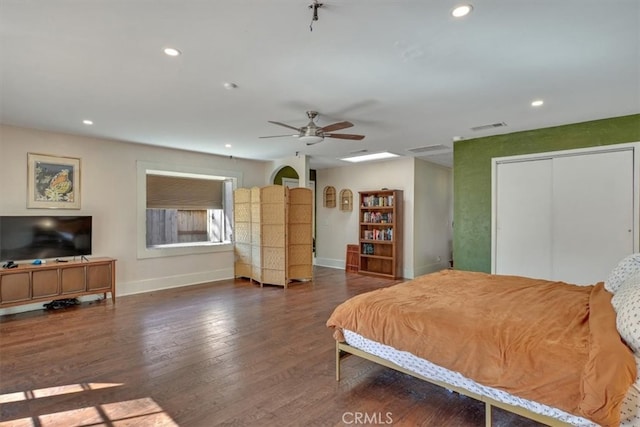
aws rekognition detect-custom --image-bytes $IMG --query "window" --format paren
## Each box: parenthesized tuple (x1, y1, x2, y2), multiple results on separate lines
(137, 161, 240, 259)
(145, 174, 232, 246)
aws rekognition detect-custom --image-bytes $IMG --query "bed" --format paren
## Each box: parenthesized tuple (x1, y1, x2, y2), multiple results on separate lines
(327, 255, 640, 427)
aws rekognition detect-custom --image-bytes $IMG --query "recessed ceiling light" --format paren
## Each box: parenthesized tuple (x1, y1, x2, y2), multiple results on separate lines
(340, 152, 400, 163)
(451, 4, 473, 18)
(531, 100, 544, 107)
(82, 119, 93, 125)
(225, 144, 232, 148)
(163, 47, 181, 57)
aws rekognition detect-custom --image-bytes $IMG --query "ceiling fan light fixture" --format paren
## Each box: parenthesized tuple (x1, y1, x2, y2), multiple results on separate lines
(261, 111, 364, 143)
(298, 135, 324, 145)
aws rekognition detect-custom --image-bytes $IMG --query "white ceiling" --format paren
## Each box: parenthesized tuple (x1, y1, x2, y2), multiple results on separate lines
(1, 1, 639, 169)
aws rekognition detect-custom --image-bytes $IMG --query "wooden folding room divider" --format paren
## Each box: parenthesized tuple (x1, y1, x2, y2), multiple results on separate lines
(233, 185, 313, 288)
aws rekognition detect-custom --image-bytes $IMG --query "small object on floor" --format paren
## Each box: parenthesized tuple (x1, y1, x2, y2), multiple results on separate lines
(43, 298, 80, 310)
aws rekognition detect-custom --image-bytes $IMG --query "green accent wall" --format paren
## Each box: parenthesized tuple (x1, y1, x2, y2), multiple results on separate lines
(273, 166, 298, 185)
(453, 114, 640, 273)
(273, 166, 316, 185)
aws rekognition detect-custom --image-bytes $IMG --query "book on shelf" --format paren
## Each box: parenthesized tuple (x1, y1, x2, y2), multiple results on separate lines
(362, 195, 394, 207)
(362, 228, 393, 241)
(362, 212, 393, 223)
(362, 243, 375, 254)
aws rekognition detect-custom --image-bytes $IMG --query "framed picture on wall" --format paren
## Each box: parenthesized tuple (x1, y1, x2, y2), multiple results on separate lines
(27, 153, 81, 209)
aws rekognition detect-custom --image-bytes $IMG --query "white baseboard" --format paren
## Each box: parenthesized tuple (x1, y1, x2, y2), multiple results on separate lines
(313, 257, 345, 270)
(117, 267, 234, 296)
(412, 262, 448, 278)
(314, 258, 447, 279)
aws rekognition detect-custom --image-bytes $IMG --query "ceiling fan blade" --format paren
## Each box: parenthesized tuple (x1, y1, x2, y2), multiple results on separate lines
(259, 134, 297, 139)
(325, 133, 365, 140)
(268, 121, 300, 132)
(320, 121, 353, 133)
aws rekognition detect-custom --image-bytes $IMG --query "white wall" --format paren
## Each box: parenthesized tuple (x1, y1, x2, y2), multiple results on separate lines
(315, 157, 451, 279)
(315, 158, 413, 274)
(0, 125, 454, 312)
(0, 125, 268, 313)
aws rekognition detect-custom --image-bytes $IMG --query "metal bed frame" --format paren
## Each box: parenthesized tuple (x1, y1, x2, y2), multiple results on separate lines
(336, 341, 574, 427)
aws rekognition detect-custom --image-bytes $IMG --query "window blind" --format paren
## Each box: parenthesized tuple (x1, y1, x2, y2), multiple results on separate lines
(146, 174, 223, 209)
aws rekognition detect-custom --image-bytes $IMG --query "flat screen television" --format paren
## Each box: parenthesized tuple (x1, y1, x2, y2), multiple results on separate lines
(0, 216, 92, 262)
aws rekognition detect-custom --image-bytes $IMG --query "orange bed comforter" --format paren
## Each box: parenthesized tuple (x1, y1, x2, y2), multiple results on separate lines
(326, 269, 636, 427)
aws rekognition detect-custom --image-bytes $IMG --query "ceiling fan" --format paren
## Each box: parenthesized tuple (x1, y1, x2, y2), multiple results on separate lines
(260, 111, 365, 145)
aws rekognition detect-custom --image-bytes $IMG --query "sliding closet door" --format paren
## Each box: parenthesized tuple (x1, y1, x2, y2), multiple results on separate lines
(494, 159, 553, 279)
(552, 150, 634, 284)
(493, 144, 638, 285)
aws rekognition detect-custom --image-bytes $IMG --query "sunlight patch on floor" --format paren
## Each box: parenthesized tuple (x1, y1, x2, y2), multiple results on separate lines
(0, 397, 178, 427)
(0, 383, 123, 403)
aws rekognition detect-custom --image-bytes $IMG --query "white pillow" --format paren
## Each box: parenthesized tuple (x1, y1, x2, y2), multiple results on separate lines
(612, 272, 640, 354)
(605, 253, 640, 294)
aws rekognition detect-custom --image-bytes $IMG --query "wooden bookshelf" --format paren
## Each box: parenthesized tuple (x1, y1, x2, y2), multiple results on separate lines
(358, 190, 403, 279)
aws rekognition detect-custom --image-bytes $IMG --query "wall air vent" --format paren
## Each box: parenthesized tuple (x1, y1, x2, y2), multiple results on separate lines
(470, 122, 507, 132)
(407, 144, 450, 154)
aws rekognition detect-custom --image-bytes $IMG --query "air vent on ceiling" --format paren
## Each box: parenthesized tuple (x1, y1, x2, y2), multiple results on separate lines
(407, 144, 450, 154)
(470, 122, 507, 132)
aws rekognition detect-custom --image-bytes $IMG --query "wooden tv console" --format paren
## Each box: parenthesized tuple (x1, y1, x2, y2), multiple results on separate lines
(0, 257, 116, 309)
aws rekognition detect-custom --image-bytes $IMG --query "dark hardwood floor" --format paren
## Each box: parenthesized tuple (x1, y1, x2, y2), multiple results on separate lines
(0, 267, 544, 427)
